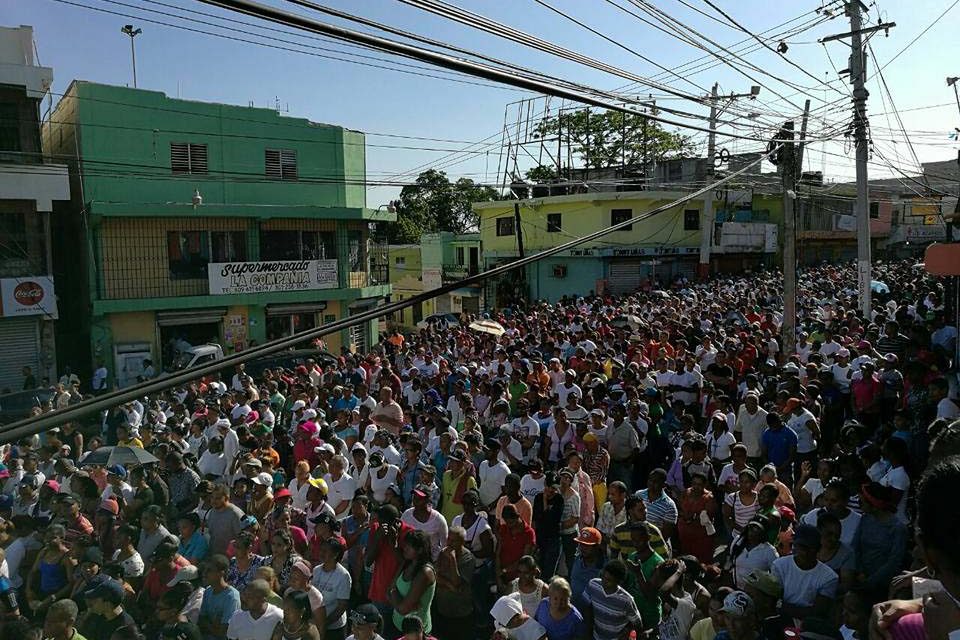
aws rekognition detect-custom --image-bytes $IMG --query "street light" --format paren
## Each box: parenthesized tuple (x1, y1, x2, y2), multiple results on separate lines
(121, 24, 142, 88)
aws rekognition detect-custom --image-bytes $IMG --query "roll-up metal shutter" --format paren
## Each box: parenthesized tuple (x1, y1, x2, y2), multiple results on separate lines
(607, 260, 644, 295)
(0, 318, 39, 391)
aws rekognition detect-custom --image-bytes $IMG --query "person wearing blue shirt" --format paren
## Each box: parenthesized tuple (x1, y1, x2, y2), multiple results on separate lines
(333, 385, 360, 414)
(760, 413, 798, 478)
(177, 512, 209, 565)
(568, 527, 606, 613)
(198, 554, 240, 640)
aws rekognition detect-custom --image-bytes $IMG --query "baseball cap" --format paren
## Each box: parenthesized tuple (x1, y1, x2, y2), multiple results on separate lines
(792, 523, 822, 549)
(307, 477, 328, 494)
(412, 484, 430, 499)
(252, 472, 273, 487)
(242, 458, 263, 468)
(291, 559, 312, 578)
(166, 564, 199, 587)
(106, 464, 127, 478)
(314, 443, 336, 455)
(274, 488, 292, 500)
(84, 578, 125, 605)
(43, 479, 60, 493)
(574, 527, 602, 546)
(721, 591, 755, 618)
(490, 595, 524, 628)
(743, 570, 783, 598)
(350, 603, 382, 626)
(98, 498, 120, 516)
(783, 398, 802, 413)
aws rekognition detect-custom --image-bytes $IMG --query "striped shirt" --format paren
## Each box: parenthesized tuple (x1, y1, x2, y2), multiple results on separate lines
(584, 578, 642, 640)
(876, 333, 911, 359)
(637, 489, 678, 529)
(609, 520, 670, 559)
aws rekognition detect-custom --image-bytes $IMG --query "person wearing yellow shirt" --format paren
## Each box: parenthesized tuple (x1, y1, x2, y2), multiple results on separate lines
(689, 587, 731, 640)
(116, 424, 143, 449)
(440, 449, 477, 522)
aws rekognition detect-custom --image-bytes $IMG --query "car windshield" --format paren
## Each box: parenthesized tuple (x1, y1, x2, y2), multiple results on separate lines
(170, 351, 195, 371)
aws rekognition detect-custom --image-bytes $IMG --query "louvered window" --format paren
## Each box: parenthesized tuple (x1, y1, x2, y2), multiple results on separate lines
(170, 142, 208, 174)
(265, 148, 298, 180)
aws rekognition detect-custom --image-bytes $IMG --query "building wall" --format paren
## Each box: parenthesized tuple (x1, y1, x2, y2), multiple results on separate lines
(53, 82, 365, 211)
(527, 256, 604, 302)
(477, 192, 709, 255)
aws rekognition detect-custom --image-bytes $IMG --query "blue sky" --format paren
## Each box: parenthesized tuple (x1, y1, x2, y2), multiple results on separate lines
(11, 0, 960, 204)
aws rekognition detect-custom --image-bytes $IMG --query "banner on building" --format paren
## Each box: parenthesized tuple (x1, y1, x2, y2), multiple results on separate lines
(0, 277, 58, 319)
(208, 260, 338, 295)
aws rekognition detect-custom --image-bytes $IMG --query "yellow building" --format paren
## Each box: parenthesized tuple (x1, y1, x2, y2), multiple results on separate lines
(476, 190, 781, 304)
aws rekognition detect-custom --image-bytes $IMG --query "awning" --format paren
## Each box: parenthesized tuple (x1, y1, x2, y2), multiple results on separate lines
(266, 303, 328, 316)
(156, 309, 227, 327)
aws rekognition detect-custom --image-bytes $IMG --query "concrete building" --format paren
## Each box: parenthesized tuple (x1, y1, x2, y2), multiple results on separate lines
(44, 82, 393, 387)
(0, 26, 70, 391)
(476, 190, 781, 305)
(387, 232, 481, 329)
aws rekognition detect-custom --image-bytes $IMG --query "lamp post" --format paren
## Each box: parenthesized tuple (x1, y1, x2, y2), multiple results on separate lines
(121, 25, 142, 88)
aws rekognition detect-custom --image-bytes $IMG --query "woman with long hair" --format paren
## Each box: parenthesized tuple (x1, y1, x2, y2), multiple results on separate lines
(388, 530, 437, 635)
(722, 468, 759, 536)
(271, 590, 321, 640)
(226, 531, 268, 592)
(265, 530, 302, 593)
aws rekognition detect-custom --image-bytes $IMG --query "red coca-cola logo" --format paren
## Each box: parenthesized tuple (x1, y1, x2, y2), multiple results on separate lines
(14, 281, 44, 306)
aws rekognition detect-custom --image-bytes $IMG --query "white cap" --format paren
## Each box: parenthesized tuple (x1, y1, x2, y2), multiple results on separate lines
(314, 443, 336, 455)
(302, 408, 318, 421)
(167, 564, 199, 587)
(351, 442, 367, 453)
(490, 595, 524, 628)
(291, 400, 307, 411)
(252, 472, 273, 486)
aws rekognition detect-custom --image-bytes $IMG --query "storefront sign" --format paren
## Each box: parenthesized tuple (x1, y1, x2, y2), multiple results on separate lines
(208, 260, 338, 295)
(0, 276, 58, 319)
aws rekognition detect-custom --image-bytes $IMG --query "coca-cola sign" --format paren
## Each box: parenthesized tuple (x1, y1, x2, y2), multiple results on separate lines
(13, 282, 44, 306)
(0, 277, 58, 318)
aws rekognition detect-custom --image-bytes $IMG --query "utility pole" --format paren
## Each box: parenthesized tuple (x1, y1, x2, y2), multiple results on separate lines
(782, 100, 811, 359)
(822, 4, 894, 317)
(699, 83, 719, 280)
(121, 24, 142, 88)
(514, 201, 526, 305)
(698, 84, 760, 279)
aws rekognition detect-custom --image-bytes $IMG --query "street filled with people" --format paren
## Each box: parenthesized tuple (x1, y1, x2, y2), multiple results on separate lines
(0, 259, 958, 640)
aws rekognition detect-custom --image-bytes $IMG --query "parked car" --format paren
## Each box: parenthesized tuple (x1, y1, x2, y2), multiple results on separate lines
(416, 313, 461, 331)
(0, 387, 57, 425)
(244, 348, 339, 379)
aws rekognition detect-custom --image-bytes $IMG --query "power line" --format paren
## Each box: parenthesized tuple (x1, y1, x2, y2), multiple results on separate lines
(0, 147, 776, 443)
(870, 0, 960, 78)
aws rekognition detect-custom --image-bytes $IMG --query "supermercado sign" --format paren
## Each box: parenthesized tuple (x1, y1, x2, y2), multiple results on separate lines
(208, 260, 338, 295)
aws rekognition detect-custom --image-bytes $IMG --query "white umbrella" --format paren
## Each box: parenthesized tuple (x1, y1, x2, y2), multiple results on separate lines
(468, 319, 506, 337)
(610, 314, 645, 331)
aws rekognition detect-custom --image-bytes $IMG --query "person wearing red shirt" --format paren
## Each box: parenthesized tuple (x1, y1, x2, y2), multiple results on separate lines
(365, 504, 413, 622)
(138, 541, 189, 605)
(495, 503, 536, 590)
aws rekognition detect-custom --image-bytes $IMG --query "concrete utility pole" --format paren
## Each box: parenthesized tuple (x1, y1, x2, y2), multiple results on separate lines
(698, 83, 760, 279)
(822, 4, 894, 317)
(782, 100, 811, 359)
(699, 83, 719, 280)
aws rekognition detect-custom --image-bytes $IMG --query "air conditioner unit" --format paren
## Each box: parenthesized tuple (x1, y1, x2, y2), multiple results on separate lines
(553, 264, 568, 278)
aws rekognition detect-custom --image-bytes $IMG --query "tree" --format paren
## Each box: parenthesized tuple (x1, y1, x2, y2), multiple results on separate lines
(382, 169, 500, 243)
(531, 108, 694, 173)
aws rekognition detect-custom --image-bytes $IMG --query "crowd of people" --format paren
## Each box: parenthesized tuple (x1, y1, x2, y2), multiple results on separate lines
(0, 260, 958, 640)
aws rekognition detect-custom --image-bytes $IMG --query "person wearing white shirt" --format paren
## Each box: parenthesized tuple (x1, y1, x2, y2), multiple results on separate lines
(496, 430, 524, 468)
(401, 487, 449, 560)
(226, 579, 283, 640)
(734, 394, 768, 462)
(324, 456, 358, 521)
(478, 445, 511, 509)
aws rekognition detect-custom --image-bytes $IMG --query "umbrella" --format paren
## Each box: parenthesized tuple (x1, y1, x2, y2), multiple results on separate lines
(871, 280, 890, 294)
(78, 446, 159, 468)
(610, 314, 645, 331)
(468, 319, 506, 337)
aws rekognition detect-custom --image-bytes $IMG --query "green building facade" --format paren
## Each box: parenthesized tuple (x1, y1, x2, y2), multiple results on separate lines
(44, 82, 393, 387)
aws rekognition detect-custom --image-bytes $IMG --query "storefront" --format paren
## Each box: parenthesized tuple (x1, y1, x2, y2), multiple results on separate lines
(0, 277, 58, 392)
(156, 308, 226, 367)
(265, 303, 326, 342)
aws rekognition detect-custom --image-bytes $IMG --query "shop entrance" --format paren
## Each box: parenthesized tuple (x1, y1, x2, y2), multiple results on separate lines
(266, 313, 317, 341)
(159, 321, 221, 368)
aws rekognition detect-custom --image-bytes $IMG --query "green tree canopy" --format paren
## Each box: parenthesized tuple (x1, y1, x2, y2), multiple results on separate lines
(530, 108, 694, 173)
(383, 169, 500, 244)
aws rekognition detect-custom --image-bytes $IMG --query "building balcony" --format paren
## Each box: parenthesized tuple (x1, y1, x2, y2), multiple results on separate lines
(86, 200, 397, 222)
(0, 162, 69, 211)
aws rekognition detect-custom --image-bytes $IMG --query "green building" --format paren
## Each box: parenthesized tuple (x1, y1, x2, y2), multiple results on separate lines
(44, 82, 393, 387)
